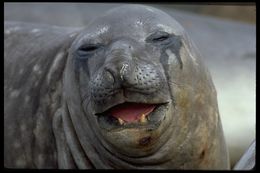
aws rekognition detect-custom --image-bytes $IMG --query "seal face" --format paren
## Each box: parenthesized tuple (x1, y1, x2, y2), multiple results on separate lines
(70, 6, 185, 157)
(63, 5, 229, 169)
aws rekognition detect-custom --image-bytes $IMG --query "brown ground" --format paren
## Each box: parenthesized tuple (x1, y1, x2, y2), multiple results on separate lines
(166, 5, 256, 24)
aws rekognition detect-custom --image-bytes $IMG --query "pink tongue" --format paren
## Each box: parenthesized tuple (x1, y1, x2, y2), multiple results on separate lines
(109, 103, 156, 123)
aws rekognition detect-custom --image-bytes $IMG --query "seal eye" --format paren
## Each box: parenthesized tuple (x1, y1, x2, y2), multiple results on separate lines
(80, 45, 99, 52)
(152, 35, 169, 42)
(78, 45, 100, 54)
(77, 44, 103, 59)
(146, 31, 171, 44)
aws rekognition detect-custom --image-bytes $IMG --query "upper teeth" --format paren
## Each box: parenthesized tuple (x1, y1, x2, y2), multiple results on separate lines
(118, 118, 125, 125)
(117, 114, 148, 125)
(140, 114, 147, 123)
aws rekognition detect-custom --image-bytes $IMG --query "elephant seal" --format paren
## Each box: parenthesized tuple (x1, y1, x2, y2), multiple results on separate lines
(4, 5, 230, 169)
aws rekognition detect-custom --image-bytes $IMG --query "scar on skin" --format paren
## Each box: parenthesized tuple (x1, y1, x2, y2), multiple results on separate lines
(10, 90, 20, 98)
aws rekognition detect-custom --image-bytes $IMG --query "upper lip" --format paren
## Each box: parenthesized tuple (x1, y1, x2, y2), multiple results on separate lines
(91, 87, 171, 114)
(94, 100, 125, 115)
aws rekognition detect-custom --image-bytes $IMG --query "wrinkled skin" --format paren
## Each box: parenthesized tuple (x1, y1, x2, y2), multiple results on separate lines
(4, 5, 230, 169)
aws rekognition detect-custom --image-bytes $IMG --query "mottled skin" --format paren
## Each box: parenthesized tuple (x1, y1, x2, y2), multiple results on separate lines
(4, 22, 77, 168)
(4, 5, 230, 169)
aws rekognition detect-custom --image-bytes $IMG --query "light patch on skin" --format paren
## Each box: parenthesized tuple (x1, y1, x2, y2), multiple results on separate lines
(37, 154, 44, 165)
(81, 25, 110, 41)
(136, 19, 144, 26)
(33, 64, 40, 72)
(47, 51, 65, 84)
(183, 42, 199, 66)
(145, 7, 155, 12)
(177, 131, 192, 151)
(31, 28, 40, 33)
(5, 30, 11, 35)
(9, 26, 21, 32)
(33, 64, 42, 75)
(5, 26, 21, 34)
(19, 69, 24, 75)
(10, 90, 20, 98)
(98, 26, 109, 35)
(165, 49, 177, 65)
(69, 32, 77, 38)
(34, 81, 39, 87)
(31, 28, 42, 36)
(13, 142, 21, 149)
(156, 23, 184, 36)
(195, 93, 205, 105)
(7, 126, 13, 131)
(208, 106, 216, 127)
(189, 52, 198, 66)
(25, 96, 30, 103)
(20, 124, 26, 131)
(156, 24, 174, 34)
(120, 64, 129, 80)
(15, 159, 26, 167)
(215, 112, 219, 127)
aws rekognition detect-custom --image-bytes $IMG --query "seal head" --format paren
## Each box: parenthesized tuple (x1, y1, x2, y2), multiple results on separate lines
(63, 5, 229, 169)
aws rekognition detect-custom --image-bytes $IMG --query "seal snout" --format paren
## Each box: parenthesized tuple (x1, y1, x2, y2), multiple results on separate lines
(91, 62, 163, 102)
(90, 39, 164, 103)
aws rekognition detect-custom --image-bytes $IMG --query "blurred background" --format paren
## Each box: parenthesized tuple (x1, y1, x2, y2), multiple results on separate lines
(4, 3, 255, 168)
(166, 4, 255, 24)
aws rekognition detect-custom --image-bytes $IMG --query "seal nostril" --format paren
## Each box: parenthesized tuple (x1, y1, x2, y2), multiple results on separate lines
(103, 69, 115, 84)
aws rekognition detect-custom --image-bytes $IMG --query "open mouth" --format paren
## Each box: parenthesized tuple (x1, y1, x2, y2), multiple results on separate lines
(96, 102, 169, 131)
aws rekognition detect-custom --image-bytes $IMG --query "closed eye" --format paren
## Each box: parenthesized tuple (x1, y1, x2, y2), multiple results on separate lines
(146, 31, 171, 43)
(76, 44, 103, 59)
(152, 35, 169, 42)
(79, 45, 100, 52)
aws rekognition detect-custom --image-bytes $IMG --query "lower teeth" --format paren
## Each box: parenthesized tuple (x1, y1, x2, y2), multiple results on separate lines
(140, 114, 147, 123)
(98, 104, 167, 130)
(118, 118, 124, 125)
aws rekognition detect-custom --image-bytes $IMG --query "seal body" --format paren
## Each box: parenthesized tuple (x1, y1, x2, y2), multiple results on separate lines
(4, 22, 77, 168)
(4, 5, 230, 169)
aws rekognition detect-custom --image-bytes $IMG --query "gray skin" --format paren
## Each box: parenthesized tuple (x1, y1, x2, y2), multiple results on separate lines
(4, 5, 230, 169)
